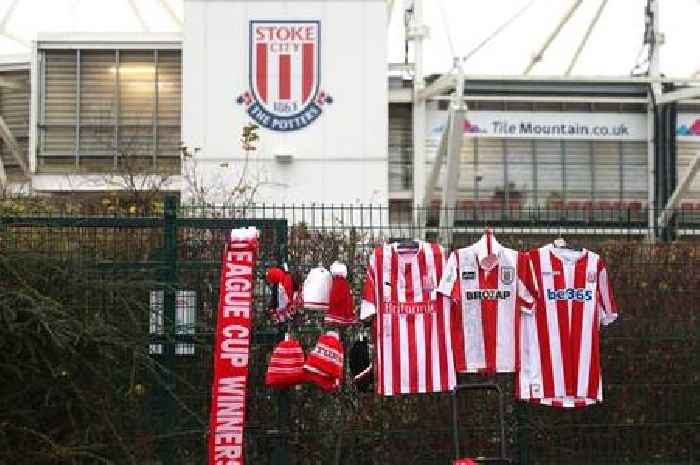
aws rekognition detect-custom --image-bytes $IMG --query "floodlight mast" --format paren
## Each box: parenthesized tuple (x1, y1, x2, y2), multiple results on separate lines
(408, 0, 431, 226)
(646, 0, 660, 242)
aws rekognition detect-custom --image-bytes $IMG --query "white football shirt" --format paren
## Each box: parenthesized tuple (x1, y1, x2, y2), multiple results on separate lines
(438, 234, 534, 374)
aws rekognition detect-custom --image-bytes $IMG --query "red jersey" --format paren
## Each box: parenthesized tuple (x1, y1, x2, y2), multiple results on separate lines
(361, 241, 457, 395)
(518, 245, 619, 408)
(438, 234, 534, 374)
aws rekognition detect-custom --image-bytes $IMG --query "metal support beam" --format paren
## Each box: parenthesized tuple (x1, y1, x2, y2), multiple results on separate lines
(647, 94, 656, 241)
(461, 0, 535, 66)
(422, 112, 450, 210)
(128, 0, 150, 32)
(158, 0, 183, 27)
(655, 86, 700, 105)
(657, 152, 700, 229)
(524, 0, 583, 75)
(565, 0, 608, 76)
(0, 142, 7, 187)
(0, 114, 29, 177)
(387, 0, 396, 26)
(416, 72, 455, 102)
(411, 0, 427, 225)
(439, 68, 466, 245)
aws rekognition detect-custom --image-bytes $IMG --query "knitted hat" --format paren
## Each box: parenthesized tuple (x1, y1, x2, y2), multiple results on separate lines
(304, 331, 344, 386)
(325, 262, 355, 326)
(303, 267, 332, 309)
(265, 337, 305, 389)
(349, 339, 373, 393)
(453, 459, 477, 465)
(266, 267, 299, 324)
(303, 369, 340, 393)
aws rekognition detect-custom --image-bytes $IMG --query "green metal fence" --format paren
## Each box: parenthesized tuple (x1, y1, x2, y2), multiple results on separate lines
(1, 198, 698, 465)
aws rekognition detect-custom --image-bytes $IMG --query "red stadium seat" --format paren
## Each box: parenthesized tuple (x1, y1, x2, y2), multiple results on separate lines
(567, 201, 581, 211)
(627, 201, 642, 211)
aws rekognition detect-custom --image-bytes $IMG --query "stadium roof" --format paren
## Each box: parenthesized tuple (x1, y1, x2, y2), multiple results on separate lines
(0, 0, 698, 79)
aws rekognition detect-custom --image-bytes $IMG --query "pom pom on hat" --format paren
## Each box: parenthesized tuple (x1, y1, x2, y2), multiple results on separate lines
(329, 261, 347, 278)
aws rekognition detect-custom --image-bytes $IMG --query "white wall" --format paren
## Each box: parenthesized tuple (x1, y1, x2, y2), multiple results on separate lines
(182, 0, 388, 205)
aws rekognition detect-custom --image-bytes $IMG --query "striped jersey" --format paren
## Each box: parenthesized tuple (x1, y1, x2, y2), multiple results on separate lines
(517, 245, 619, 408)
(360, 241, 457, 395)
(438, 234, 534, 374)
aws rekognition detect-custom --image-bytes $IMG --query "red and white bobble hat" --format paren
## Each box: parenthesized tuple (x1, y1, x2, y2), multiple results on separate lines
(302, 266, 332, 309)
(266, 266, 296, 324)
(265, 336, 305, 389)
(325, 261, 355, 326)
(304, 331, 344, 391)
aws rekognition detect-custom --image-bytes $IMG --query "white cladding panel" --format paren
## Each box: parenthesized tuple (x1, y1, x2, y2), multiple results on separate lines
(183, 0, 388, 204)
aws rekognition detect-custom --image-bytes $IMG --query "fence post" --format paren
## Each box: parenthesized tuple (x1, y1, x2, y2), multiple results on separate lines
(516, 403, 530, 465)
(159, 194, 178, 464)
(270, 220, 290, 465)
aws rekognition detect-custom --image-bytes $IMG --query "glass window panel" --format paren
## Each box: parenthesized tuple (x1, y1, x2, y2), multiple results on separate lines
(44, 51, 76, 125)
(118, 126, 154, 161)
(537, 162, 563, 193)
(80, 50, 115, 124)
(157, 50, 182, 126)
(679, 141, 700, 194)
(534, 140, 562, 164)
(79, 126, 114, 157)
(157, 126, 182, 162)
(622, 141, 646, 165)
(42, 126, 75, 156)
(593, 141, 621, 194)
(475, 162, 505, 194)
(119, 51, 155, 125)
(0, 70, 30, 175)
(476, 139, 503, 164)
(593, 141, 620, 164)
(565, 141, 592, 193)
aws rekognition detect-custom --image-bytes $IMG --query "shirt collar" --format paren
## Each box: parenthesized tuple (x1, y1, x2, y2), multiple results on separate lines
(474, 233, 503, 262)
(392, 240, 424, 263)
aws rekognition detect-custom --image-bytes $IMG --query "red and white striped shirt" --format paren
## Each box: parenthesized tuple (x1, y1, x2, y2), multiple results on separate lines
(360, 241, 457, 395)
(438, 234, 534, 374)
(517, 245, 619, 408)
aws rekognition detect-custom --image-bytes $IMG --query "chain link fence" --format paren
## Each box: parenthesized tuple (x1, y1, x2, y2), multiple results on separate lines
(1, 198, 698, 465)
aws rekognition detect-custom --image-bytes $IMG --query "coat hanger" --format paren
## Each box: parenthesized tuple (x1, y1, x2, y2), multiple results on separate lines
(553, 237, 568, 249)
(396, 238, 420, 251)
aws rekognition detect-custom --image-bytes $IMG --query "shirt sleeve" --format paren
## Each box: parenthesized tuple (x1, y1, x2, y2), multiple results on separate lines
(597, 258, 619, 325)
(437, 251, 460, 301)
(360, 257, 377, 320)
(516, 252, 537, 314)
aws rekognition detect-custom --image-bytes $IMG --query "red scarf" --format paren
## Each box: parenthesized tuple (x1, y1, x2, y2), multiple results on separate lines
(208, 229, 258, 465)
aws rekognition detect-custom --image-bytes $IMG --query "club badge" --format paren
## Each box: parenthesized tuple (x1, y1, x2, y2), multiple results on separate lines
(238, 20, 332, 131)
(501, 266, 515, 285)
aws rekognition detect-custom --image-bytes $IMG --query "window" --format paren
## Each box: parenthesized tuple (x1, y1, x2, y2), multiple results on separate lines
(38, 49, 181, 173)
(149, 290, 196, 356)
(0, 69, 30, 179)
(388, 103, 413, 191)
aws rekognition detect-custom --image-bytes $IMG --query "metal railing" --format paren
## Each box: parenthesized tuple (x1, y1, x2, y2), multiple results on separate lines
(1, 198, 698, 465)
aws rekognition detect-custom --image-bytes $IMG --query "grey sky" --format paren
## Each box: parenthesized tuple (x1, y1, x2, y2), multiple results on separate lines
(0, 0, 697, 78)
